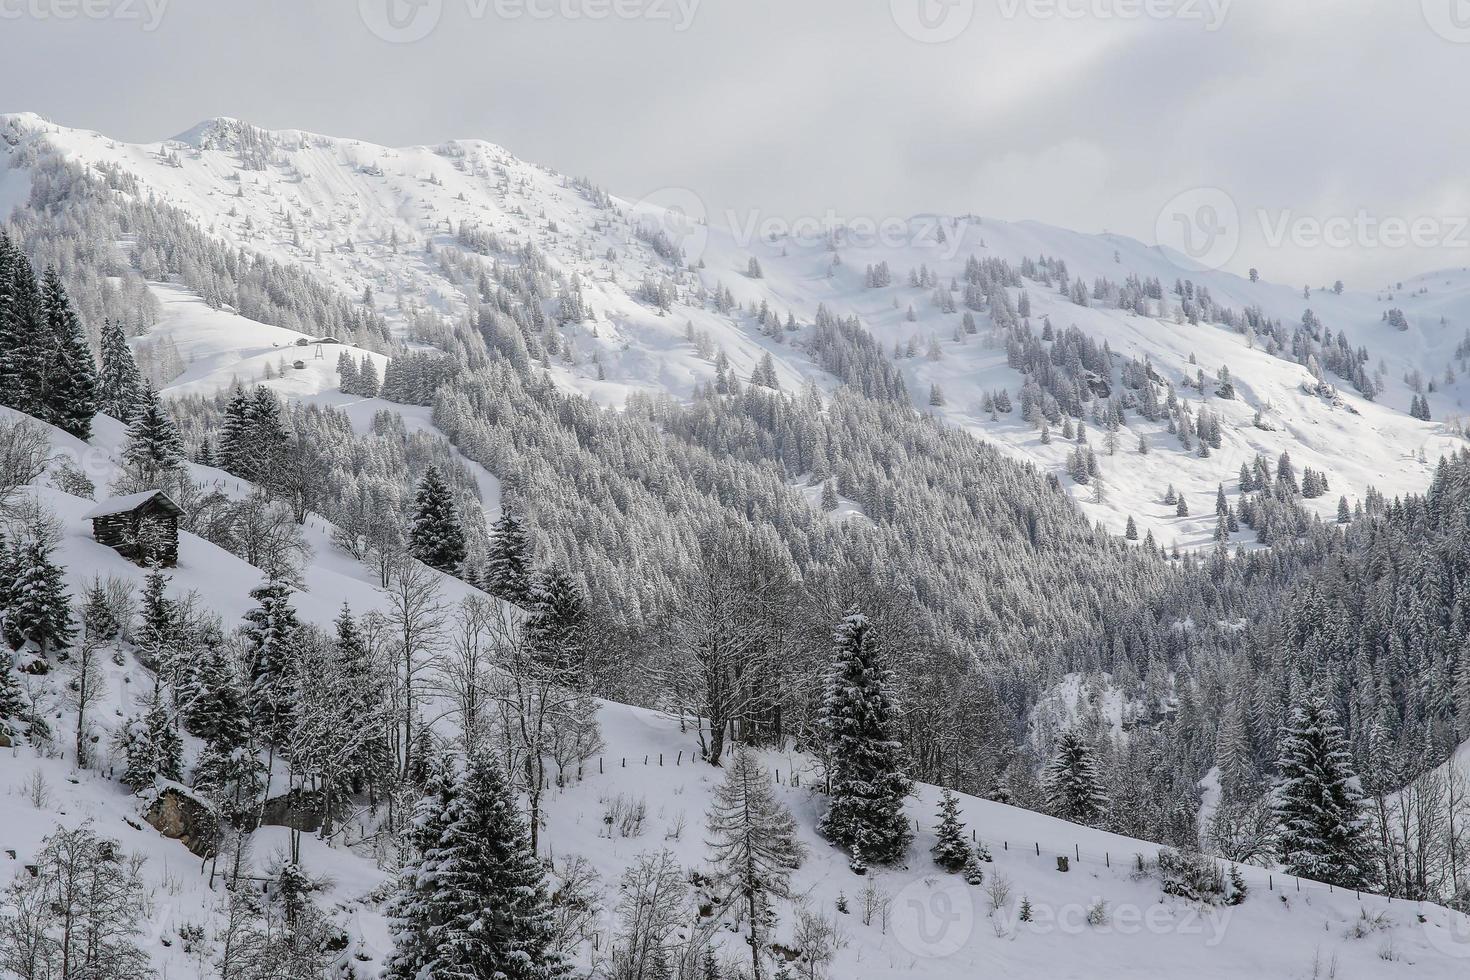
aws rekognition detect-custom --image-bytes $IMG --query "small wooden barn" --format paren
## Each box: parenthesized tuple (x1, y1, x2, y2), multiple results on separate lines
(83, 490, 184, 568)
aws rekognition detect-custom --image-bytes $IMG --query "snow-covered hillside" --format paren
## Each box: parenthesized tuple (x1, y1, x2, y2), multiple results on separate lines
(4, 396, 1469, 979)
(5, 110, 1470, 978)
(3, 111, 1468, 550)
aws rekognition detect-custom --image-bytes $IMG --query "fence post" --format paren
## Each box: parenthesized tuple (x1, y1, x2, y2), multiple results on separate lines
(1106, 852, 1110, 868)
(599, 757, 603, 774)
(1035, 842, 1040, 856)
(659, 753, 663, 767)
(1075, 844, 1080, 861)
(1269, 875, 1272, 891)
(677, 751, 682, 766)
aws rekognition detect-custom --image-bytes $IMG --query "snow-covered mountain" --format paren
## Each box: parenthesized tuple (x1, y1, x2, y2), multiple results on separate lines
(4, 111, 1468, 551)
(5, 111, 1470, 979)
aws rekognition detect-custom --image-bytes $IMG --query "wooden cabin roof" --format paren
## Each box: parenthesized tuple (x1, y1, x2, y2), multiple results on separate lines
(82, 490, 185, 521)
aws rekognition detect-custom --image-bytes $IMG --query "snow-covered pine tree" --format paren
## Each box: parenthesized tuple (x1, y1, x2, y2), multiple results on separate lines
(39, 268, 98, 439)
(384, 753, 458, 980)
(358, 356, 380, 397)
(118, 692, 182, 790)
(0, 657, 26, 737)
(336, 350, 360, 395)
(186, 643, 250, 751)
(4, 536, 74, 655)
(1272, 692, 1376, 889)
(931, 788, 971, 873)
(98, 317, 147, 422)
(525, 566, 588, 678)
(485, 509, 533, 605)
(121, 387, 186, 488)
(242, 577, 300, 742)
(217, 385, 252, 477)
(385, 750, 569, 980)
(410, 465, 466, 574)
(820, 479, 839, 512)
(706, 746, 803, 980)
(246, 387, 289, 475)
(134, 567, 175, 678)
(0, 235, 47, 419)
(819, 609, 913, 867)
(1043, 729, 1109, 826)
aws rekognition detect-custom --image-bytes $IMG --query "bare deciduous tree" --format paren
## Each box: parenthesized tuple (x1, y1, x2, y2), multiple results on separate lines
(380, 558, 445, 780)
(0, 417, 51, 514)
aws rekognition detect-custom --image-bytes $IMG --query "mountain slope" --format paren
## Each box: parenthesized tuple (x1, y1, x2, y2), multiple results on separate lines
(2, 112, 1470, 977)
(3, 407, 1467, 978)
(3, 111, 1468, 552)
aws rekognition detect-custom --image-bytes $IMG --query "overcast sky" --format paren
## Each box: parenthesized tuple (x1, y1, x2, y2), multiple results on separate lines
(4, 0, 1470, 286)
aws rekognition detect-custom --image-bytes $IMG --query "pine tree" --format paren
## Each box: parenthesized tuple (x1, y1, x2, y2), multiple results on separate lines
(820, 479, 839, 512)
(1272, 693, 1376, 889)
(358, 356, 380, 397)
(385, 751, 569, 980)
(135, 566, 175, 677)
(186, 644, 250, 751)
(410, 465, 466, 573)
(1043, 729, 1108, 825)
(148, 695, 183, 782)
(4, 537, 74, 654)
(39, 268, 98, 438)
(336, 350, 360, 394)
(525, 567, 588, 677)
(931, 789, 971, 873)
(242, 578, 300, 741)
(819, 609, 913, 866)
(118, 692, 182, 789)
(485, 510, 534, 605)
(706, 747, 803, 980)
(121, 387, 186, 487)
(217, 385, 252, 476)
(246, 387, 289, 476)
(98, 317, 147, 421)
(0, 659, 26, 737)
(385, 755, 458, 980)
(1215, 700, 1254, 804)
(0, 238, 46, 418)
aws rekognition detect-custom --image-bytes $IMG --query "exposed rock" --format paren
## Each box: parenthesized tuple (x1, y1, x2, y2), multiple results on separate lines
(143, 785, 218, 859)
(258, 788, 328, 833)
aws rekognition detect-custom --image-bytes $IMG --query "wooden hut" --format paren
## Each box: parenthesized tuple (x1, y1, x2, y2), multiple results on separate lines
(83, 490, 183, 567)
